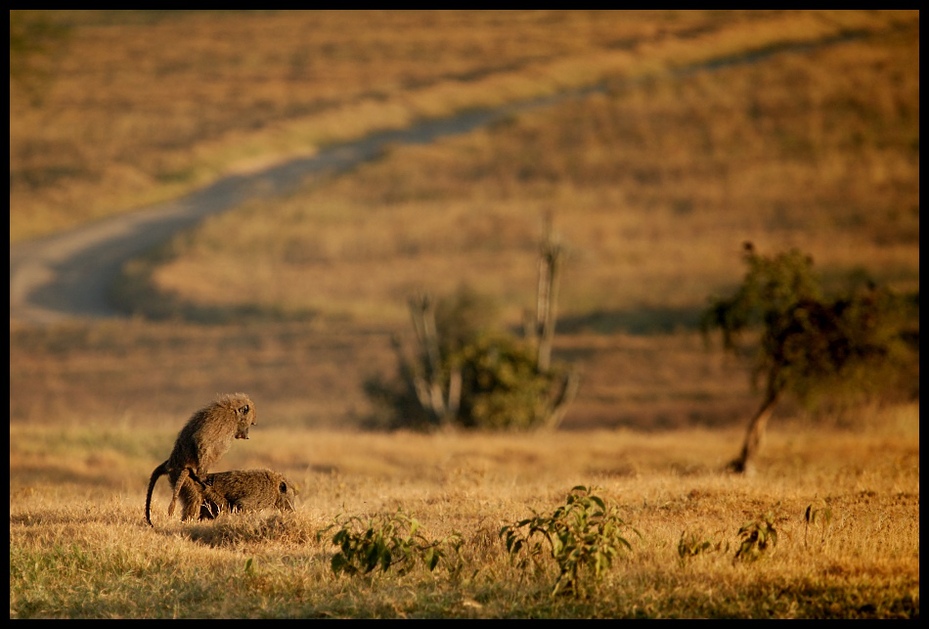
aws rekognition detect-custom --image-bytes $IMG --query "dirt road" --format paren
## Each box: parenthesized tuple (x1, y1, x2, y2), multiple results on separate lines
(8, 109, 510, 324)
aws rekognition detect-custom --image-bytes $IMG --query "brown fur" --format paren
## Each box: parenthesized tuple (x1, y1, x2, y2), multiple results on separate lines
(198, 468, 298, 520)
(145, 393, 257, 526)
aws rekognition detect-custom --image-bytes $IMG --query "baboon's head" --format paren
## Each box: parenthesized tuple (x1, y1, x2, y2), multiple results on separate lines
(277, 477, 298, 511)
(227, 393, 256, 440)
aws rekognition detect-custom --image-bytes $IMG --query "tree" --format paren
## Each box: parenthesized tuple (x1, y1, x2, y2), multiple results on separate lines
(701, 242, 918, 475)
(364, 227, 579, 432)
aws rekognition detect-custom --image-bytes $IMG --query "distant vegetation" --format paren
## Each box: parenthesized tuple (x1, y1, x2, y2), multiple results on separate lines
(366, 228, 579, 432)
(10, 9, 918, 432)
(10, 9, 917, 433)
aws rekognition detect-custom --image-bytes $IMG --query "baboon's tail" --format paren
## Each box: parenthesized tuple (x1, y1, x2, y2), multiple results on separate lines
(145, 461, 169, 527)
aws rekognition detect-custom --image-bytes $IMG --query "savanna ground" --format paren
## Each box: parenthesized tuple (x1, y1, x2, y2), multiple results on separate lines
(10, 10, 919, 618)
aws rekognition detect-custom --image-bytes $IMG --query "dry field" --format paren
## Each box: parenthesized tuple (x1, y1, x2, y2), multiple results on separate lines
(9, 10, 920, 618)
(9, 414, 920, 618)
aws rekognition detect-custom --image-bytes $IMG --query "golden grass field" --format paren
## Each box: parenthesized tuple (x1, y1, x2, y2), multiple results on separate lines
(10, 414, 919, 618)
(9, 10, 920, 618)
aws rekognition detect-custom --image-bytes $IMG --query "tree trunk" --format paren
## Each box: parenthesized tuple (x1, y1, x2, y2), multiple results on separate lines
(543, 369, 580, 430)
(407, 294, 457, 426)
(535, 236, 562, 373)
(728, 386, 780, 475)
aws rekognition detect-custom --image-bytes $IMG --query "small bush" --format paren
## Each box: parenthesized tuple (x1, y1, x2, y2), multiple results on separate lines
(677, 530, 727, 566)
(500, 485, 638, 598)
(318, 508, 462, 577)
(734, 512, 779, 563)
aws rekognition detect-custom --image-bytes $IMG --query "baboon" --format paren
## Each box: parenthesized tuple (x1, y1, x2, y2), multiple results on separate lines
(198, 468, 298, 520)
(145, 393, 257, 526)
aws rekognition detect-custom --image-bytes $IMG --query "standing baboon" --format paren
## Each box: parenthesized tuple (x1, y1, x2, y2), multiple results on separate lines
(198, 468, 298, 520)
(145, 393, 257, 526)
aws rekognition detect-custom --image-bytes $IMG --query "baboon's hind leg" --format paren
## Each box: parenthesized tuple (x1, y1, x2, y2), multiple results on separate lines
(167, 468, 191, 517)
(167, 467, 209, 517)
(179, 479, 205, 522)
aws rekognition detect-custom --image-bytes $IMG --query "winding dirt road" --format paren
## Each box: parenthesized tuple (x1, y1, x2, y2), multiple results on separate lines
(9, 109, 511, 324)
(9, 27, 879, 325)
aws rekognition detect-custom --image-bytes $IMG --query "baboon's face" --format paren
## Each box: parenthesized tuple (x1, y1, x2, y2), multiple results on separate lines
(234, 401, 257, 440)
(278, 479, 297, 511)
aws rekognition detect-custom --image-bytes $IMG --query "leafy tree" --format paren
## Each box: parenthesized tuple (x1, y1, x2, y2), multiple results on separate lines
(702, 242, 917, 474)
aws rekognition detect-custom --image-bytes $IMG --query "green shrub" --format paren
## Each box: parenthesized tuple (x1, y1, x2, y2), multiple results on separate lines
(318, 508, 462, 577)
(734, 512, 779, 563)
(677, 530, 727, 566)
(451, 332, 568, 430)
(500, 485, 638, 598)
(366, 284, 578, 431)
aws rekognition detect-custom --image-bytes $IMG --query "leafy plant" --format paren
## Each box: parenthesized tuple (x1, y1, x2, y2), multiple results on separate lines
(500, 485, 638, 597)
(677, 530, 727, 566)
(804, 502, 833, 548)
(734, 512, 779, 563)
(317, 508, 462, 577)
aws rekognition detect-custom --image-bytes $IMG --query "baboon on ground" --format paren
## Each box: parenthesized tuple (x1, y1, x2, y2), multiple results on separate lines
(145, 393, 257, 526)
(198, 468, 298, 520)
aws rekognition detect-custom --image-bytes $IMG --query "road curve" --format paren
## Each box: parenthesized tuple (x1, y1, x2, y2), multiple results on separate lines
(9, 108, 512, 324)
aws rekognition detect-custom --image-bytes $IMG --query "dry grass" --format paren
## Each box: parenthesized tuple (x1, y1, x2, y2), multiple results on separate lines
(10, 413, 919, 618)
(11, 9, 708, 241)
(9, 319, 763, 432)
